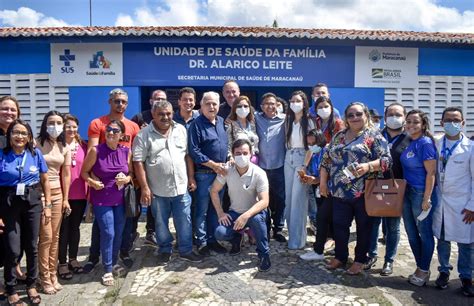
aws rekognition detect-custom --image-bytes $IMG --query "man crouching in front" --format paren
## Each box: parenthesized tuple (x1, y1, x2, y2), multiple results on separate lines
(210, 138, 271, 271)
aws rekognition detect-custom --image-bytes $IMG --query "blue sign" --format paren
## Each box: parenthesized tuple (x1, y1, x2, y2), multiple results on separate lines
(124, 43, 355, 87)
(419, 48, 474, 76)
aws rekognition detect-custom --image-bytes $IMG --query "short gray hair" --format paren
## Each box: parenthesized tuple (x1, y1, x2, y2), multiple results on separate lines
(152, 100, 172, 111)
(201, 91, 220, 104)
(109, 88, 128, 100)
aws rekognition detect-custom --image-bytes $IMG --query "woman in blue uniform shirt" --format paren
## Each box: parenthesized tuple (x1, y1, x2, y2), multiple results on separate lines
(0, 119, 51, 305)
(400, 109, 438, 287)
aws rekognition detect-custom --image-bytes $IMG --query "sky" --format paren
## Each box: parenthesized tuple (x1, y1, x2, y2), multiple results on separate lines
(0, 0, 473, 33)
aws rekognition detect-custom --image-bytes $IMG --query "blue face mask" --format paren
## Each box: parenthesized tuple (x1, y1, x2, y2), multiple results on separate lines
(443, 122, 462, 137)
(308, 145, 321, 154)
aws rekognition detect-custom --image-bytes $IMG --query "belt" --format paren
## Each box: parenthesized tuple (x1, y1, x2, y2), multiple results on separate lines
(195, 169, 215, 174)
(0, 182, 40, 192)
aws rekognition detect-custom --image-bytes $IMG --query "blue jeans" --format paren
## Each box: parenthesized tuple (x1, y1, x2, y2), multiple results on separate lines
(368, 216, 401, 263)
(263, 167, 285, 233)
(93, 205, 126, 273)
(215, 210, 269, 257)
(308, 186, 317, 223)
(284, 149, 308, 249)
(151, 193, 193, 255)
(194, 172, 222, 247)
(402, 185, 436, 271)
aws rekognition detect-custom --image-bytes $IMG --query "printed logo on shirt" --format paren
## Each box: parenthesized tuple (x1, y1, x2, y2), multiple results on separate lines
(406, 151, 415, 159)
(29, 165, 38, 173)
(120, 134, 131, 143)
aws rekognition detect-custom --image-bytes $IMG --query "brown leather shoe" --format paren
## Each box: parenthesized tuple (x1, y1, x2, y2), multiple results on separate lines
(346, 262, 364, 275)
(326, 258, 344, 270)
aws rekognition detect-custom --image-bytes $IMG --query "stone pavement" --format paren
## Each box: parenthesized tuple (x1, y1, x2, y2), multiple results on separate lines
(1, 219, 472, 306)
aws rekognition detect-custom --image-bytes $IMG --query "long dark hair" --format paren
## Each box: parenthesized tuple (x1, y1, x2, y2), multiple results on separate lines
(38, 110, 66, 146)
(228, 95, 255, 122)
(285, 90, 310, 149)
(3, 119, 36, 156)
(406, 109, 435, 143)
(315, 96, 337, 137)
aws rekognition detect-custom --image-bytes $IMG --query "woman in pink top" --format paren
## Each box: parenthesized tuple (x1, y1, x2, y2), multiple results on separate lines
(36, 111, 71, 295)
(58, 114, 87, 280)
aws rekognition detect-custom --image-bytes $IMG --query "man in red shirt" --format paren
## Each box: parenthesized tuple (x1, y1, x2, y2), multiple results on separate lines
(84, 88, 140, 273)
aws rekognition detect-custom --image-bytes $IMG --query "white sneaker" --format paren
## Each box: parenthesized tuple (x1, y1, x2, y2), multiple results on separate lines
(299, 251, 325, 261)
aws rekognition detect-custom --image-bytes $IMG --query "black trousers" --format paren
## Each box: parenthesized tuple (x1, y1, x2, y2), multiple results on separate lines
(313, 196, 334, 254)
(0, 187, 42, 295)
(58, 199, 87, 264)
(332, 196, 373, 264)
(145, 205, 155, 234)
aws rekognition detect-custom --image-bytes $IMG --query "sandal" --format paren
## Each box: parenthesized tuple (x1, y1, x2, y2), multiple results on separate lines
(7, 293, 24, 305)
(58, 263, 73, 280)
(101, 273, 114, 286)
(113, 264, 126, 277)
(69, 259, 84, 274)
(346, 262, 364, 275)
(26, 288, 41, 305)
(40, 283, 56, 295)
(326, 258, 344, 270)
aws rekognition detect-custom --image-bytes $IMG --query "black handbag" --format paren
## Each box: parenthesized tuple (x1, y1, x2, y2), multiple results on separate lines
(124, 184, 139, 218)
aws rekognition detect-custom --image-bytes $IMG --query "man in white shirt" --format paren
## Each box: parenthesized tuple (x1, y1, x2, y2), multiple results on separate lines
(433, 106, 474, 297)
(210, 139, 271, 271)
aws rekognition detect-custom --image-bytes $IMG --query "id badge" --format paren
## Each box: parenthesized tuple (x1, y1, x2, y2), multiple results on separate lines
(316, 186, 321, 198)
(439, 172, 445, 183)
(71, 160, 76, 167)
(16, 183, 25, 196)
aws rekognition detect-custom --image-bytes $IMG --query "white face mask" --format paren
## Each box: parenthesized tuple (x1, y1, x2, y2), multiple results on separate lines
(234, 154, 250, 168)
(317, 107, 331, 119)
(47, 124, 63, 139)
(276, 106, 284, 114)
(236, 107, 250, 119)
(290, 102, 303, 114)
(386, 116, 404, 130)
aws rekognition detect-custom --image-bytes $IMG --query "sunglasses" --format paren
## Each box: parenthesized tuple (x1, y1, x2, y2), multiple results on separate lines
(106, 126, 121, 134)
(11, 130, 29, 137)
(346, 112, 364, 119)
(113, 99, 128, 105)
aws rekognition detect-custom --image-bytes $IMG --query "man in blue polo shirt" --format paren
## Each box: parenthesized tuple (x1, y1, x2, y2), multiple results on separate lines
(188, 91, 228, 256)
(255, 92, 287, 242)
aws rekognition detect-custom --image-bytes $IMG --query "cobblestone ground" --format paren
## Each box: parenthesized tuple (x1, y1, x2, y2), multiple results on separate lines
(1, 218, 472, 306)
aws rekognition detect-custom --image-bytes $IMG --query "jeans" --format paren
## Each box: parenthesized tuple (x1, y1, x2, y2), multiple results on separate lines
(308, 186, 317, 223)
(284, 149, 308, 249)
(437, 221, 474, 280)
(151, 193, 193, 255)
(93, 205, 126, 273)
(59, 199, 87, 264)
(333, 196, 373, 264)
(194, 172, 222, 247)
(313, 196, 333, 254)
(263, 167, 285, 234)
(0, 187, 42, 295)
(402, 185, 436, 271)
(368, 216, 401, 263)
(215, 210, 269, 257)
(145, 205, 155, 234)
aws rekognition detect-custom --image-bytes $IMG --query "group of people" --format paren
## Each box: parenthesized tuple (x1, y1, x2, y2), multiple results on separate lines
(0, 79, 473, 304)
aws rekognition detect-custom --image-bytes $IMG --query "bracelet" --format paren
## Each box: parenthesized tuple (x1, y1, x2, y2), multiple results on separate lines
(44, 204, 52, 209)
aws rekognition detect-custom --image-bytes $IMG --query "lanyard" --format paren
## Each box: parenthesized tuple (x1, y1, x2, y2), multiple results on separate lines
(383, 131, 401, 145)
(17, 152, 27, 183)
(441, 135, 463, 171)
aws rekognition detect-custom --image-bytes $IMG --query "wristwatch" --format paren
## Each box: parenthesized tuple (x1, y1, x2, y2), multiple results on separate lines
(44, 204, 52, 209)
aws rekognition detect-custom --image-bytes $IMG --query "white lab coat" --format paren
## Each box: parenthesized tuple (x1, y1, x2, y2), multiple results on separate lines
(433, 133, 474, 244)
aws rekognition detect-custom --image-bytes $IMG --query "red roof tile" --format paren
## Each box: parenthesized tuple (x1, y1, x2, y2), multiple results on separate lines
(0, 26, 473, 44)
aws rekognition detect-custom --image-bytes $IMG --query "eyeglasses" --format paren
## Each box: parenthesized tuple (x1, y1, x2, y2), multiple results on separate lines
(236, 105, 249, 109)
(113, 99, 128, 105)
(106, 126, 121, 134)
(346, 112, 364, 119)
(11, 130, 28, 137)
